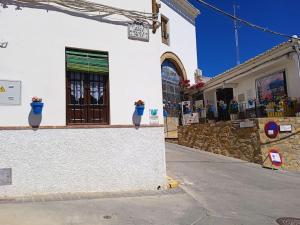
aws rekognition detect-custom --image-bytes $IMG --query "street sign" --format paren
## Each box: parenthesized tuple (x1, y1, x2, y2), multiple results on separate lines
(280, 125, 292, 132)
(264, 121, 279, 138)
(128, 21, 149, 42)
(268, 150, 282, 167)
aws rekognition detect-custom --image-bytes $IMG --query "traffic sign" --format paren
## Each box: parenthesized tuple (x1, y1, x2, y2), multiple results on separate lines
(268, 150, 282, 167)
(264, 121, 279, 138)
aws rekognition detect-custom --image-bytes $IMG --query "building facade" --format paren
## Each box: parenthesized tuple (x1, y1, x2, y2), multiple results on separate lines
(159, 0, 200, 138)
(0, 0, 199, 197)
(202, 39, 300, 120)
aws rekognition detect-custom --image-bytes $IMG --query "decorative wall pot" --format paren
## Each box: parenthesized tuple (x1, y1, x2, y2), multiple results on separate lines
(31, 102, 44, 115)
(135, 105, 145, 116)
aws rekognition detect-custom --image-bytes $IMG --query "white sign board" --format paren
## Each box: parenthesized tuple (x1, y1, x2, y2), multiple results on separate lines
(183, 113, 199, 125)
(240, 120, 254, 128)
(270, 152, 281, 163)
(280, 125, 292, 132)
(0, 80, 21, 105)
(128, 22, 149, 42)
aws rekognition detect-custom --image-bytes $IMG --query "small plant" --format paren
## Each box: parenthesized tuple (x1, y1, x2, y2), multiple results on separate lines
(134, 100, 145, 106)
(248, 97, 256, 106)
(219, 100, 227, 110)
(32, 96, 42, 102)
(229, 99, 239, 114)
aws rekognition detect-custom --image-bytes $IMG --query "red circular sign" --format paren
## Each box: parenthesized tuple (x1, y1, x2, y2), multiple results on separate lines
(264, 121, 279, 139)
(268, 150, 282, 167)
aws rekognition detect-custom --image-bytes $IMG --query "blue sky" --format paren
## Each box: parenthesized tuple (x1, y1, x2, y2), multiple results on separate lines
(187, 0, 300, 77)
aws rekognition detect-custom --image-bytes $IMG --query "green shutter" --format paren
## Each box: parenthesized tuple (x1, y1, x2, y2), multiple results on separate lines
(66, 49, 109, 74)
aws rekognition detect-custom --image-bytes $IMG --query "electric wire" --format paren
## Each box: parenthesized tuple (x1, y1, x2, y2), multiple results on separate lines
(4, 0, 158, 24)
(196, 0, 300, 40)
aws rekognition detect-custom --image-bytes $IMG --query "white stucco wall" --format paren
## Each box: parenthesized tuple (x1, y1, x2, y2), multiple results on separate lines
(0, 1, 168, 197)
(0, 127, 166, 196)
(0, 1, 163, 126)
(233, 55, 300, 103)
(160, 1, 198, 83)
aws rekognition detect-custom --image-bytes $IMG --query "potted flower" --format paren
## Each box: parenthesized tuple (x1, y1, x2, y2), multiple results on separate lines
(135, 100, 145, 116)
(229, 99, 239, 120)
(31, 96, 44, 115)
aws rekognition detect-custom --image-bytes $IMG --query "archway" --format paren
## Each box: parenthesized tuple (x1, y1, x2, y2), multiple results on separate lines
(161, 52, 187, 138)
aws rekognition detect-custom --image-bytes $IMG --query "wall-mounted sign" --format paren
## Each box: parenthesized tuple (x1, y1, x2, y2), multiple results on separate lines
(268, 150, 282, 167)
(240, 120, 255, 128)
(128, 21, 149, 42)
(0, 80, 21, 105)
(183, 113, 199, 126)
(264, 121, 279, 139)
(280, 125, 292, 132)
(149, 109, 159, 125)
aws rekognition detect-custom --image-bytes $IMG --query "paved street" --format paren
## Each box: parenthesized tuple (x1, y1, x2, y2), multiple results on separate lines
(0, 142, 299, 225)
(166, 142, 300, 225)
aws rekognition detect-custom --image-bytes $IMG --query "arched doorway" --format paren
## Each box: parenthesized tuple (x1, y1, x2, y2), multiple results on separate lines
(161, 52, 187, 138)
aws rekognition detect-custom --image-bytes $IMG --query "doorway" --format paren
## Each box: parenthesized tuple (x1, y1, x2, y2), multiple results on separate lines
(216, 88, 233, 121)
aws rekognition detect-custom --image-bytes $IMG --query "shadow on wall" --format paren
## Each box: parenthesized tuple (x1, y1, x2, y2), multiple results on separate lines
(132, 110, 141, 129)
(28, 109, 42, 131)
(3, 0, 135, 27)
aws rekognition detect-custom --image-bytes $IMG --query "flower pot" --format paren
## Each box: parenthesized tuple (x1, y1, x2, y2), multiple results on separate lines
(135, 105, 145, 116)
(31, 102, 44, 115)
(230, 114, 238, 121)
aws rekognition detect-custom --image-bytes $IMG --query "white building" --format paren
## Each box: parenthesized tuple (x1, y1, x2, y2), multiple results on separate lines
(0, 0, 199, 196)
(203, 39, 300, 119)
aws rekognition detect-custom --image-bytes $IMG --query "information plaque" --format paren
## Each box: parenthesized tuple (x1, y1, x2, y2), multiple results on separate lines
(0, 80, 21, 105)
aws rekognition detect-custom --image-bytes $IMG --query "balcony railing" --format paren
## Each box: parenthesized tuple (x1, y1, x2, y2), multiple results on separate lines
(217, 99, 300, 121)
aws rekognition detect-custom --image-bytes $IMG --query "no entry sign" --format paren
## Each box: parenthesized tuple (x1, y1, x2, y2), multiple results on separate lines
(264, 121, 279, 138)
(268, 150, 282, 167)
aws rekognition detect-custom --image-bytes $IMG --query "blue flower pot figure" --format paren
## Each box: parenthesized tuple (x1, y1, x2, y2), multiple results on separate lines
(31, 97, 44, 115)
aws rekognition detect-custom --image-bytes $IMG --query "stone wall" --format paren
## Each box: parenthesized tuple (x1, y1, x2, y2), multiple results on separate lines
(178, 118, 300, 171)
(258, 117, 300, 171)
(178, 121, 262, 164)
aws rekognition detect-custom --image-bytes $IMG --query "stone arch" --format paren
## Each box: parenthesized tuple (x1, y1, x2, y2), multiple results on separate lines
(160, 52, 187, 81)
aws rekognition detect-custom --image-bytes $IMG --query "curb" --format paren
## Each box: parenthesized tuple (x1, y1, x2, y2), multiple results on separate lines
(166, 176, 180, 189)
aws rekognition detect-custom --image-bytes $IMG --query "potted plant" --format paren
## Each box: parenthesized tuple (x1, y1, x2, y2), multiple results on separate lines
(31, 96, 44, 115)
(229, 99, 239, 120)
(135, 100, 145, 116)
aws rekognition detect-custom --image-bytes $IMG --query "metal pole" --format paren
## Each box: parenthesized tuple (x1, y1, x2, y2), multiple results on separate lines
(233, 4, 240, 65)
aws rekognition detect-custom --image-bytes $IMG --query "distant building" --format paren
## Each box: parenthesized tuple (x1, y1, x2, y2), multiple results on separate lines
(202, 39, 300, 120)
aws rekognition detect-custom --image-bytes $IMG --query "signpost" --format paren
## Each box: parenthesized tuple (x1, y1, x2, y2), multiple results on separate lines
(128, 21, 149, 42)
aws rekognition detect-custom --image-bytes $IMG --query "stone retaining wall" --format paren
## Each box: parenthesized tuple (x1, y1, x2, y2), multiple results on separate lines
(178, 121, 262, 164)
(178, 118, 300, 171)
